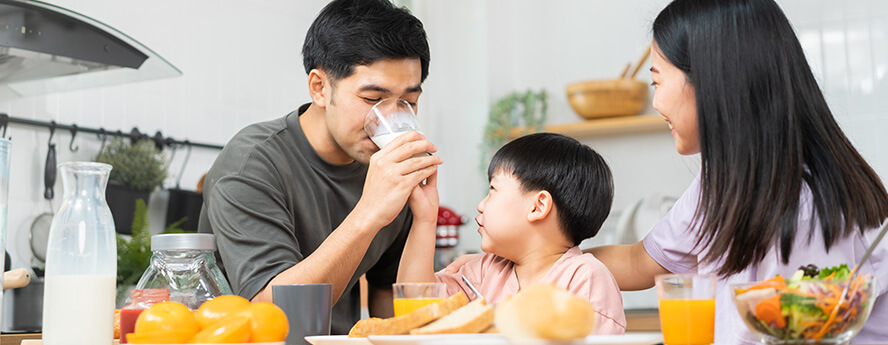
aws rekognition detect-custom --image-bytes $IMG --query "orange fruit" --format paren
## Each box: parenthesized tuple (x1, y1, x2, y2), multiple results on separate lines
(195, 295, 252, 330)
(114, 309, 121, 339)
(189, 313, 252, 344)
(132, 301, 199, 343)
(126, 330, 196, 344)
(240, 302, 289, 342)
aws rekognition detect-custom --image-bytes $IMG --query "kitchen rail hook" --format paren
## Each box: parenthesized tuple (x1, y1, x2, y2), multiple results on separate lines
(47, 121, 56, 146)
(152, 131, 165, 151)
(97, 128, 108, 153)
(130, 127, 144, 144)
(175, 140, 192, 189)
(0, 114, 8, 139)
(68, 124, 79, 152)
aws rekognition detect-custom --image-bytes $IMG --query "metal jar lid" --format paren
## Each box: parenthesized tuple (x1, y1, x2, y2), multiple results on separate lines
(151, 233, 216, 251)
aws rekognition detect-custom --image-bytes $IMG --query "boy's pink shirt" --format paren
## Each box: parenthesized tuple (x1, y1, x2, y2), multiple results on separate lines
(434, 246, 626, 335)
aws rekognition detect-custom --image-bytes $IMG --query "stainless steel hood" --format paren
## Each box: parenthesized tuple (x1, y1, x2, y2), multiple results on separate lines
(0, 0, 181, 98)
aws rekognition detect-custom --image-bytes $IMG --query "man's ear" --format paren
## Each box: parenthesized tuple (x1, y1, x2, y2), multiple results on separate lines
(527, 190, 553, 223)
(308, 69, 329, 107)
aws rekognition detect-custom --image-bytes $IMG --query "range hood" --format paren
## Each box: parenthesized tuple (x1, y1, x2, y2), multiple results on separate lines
(0, 0, 181, 97)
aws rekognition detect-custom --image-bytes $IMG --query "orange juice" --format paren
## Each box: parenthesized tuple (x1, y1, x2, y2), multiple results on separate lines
(393, 298, 444, 316)
(658, 298, 715, 345)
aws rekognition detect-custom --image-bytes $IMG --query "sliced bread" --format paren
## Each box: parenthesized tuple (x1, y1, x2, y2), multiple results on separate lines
(409, 298, 494, 335)
(348, 291, 469, 337)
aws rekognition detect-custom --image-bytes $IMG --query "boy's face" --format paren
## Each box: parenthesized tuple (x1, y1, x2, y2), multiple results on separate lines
(475, 171, 536, 257)
(322, 58, 423, 165)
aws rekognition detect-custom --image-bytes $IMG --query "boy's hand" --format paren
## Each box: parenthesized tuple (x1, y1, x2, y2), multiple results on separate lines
(408, 169, 439, 226)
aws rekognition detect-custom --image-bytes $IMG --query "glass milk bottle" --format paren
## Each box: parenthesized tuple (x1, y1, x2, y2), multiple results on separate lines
(42, 162, 116, 345)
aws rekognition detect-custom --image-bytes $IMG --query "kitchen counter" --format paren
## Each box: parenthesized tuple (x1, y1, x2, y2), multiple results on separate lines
(625, 309, 660, 332)
(0, 333, 41, 345)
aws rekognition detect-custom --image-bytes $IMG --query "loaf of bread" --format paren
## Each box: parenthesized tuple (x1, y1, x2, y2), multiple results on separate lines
(494, 284, 597, 340)
(348, 292, 469, 337)
(410, 298, 494, 335)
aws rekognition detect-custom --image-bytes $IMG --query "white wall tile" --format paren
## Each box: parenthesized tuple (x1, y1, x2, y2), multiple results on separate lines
(822, 0, 845, 23)
(844, 0, 870, 20)
(796, 24, 826, 85)
(871, 18, 888, 111)
(845, 20, 876, 116)
(779, 0, 822, 26)
(820, 21, 851, 116)
(872, 0, 888, 17)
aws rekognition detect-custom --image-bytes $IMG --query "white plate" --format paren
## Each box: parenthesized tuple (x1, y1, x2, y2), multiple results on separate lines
(305, 335, 373, 345)
(21, 341, 283, 345)
(368, 334, 507, 345)
(365, 332, 663, 345)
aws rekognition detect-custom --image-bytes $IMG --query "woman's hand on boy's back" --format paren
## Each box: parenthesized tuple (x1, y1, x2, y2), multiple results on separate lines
(443, 253, 483, 274)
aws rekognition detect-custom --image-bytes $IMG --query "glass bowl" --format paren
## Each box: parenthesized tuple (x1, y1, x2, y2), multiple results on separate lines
(731, 275, 876, 345)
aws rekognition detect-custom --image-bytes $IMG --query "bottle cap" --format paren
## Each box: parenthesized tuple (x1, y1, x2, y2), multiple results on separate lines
(151, 233, 216, 251)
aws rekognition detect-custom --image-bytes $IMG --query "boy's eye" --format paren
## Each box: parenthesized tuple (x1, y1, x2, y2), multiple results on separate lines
(362, 97, 382, 104)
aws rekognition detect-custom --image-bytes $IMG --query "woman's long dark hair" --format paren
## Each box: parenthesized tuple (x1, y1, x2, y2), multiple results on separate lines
(653, 0, 888, 276)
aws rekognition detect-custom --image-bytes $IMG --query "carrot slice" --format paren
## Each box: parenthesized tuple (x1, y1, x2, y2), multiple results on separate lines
(755, 294, 786, 328)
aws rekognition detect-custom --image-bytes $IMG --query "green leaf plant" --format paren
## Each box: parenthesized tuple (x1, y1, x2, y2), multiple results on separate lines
(480, 89, 548, 172)
(116, 198, 185, 287)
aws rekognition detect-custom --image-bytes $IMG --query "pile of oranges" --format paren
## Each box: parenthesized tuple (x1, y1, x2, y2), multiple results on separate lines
(126, 295, 289, 344)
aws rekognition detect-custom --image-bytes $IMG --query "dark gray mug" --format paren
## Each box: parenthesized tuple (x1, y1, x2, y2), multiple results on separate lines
(272, 284, 333, 345)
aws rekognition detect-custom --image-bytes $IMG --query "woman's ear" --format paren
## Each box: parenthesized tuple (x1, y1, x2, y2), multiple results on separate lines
(527, 190, 554, 223)
(308, 69, 329, 107)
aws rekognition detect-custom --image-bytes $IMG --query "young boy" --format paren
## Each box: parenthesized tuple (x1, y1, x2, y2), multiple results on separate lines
(399, 132, 626, 334)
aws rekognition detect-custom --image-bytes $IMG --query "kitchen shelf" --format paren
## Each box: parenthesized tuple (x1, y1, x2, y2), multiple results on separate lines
(508, 114, 667, 139)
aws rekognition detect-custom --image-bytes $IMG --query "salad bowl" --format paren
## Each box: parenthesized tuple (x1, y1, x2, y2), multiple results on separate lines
(731, 265, 876, 345)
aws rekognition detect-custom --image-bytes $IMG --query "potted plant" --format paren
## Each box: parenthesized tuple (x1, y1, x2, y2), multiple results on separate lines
(480, 89, 548, 171)
(95, 138, 167, 234)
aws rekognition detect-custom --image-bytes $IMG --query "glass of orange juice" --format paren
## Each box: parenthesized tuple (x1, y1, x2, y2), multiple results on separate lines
(655, 273, 716, 345)
(392, 282, 446, 317)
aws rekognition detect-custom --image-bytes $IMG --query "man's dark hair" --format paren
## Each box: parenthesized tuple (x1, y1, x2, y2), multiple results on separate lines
(302, 0, 430, 83)
(488, 133, 614, 246)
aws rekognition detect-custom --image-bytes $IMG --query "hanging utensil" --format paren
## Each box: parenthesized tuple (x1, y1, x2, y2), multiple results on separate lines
(29, 123, 57, 268)
(165, 141, 202, 231)
(3, 268, 31, 290)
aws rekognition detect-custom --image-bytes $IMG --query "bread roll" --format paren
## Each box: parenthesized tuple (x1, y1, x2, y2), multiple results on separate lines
(494, 284, 596, 340)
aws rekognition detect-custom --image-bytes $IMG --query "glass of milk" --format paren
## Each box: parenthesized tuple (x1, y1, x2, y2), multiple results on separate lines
(364, 98, 422, 149)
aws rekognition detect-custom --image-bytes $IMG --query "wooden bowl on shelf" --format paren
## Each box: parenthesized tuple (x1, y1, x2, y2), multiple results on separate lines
(566, 78, 649, 119)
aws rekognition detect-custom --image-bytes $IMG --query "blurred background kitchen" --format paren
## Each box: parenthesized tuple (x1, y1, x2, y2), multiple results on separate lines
(2, 0, 887, 331)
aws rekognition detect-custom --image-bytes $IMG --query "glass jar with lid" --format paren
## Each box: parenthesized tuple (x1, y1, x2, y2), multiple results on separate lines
(134, 233, 232, 309)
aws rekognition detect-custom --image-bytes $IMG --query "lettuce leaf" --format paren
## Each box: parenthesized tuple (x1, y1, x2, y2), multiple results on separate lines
(817, 264, 850, 280)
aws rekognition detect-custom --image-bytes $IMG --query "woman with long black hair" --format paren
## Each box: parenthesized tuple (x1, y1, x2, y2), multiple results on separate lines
(588, 0, 888, 343)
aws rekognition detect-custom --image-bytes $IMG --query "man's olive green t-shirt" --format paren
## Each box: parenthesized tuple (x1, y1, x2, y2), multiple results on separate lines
(198, 104, 411, 334)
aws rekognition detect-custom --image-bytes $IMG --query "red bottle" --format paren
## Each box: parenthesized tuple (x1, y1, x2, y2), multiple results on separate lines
(119, 288, 170, 344)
